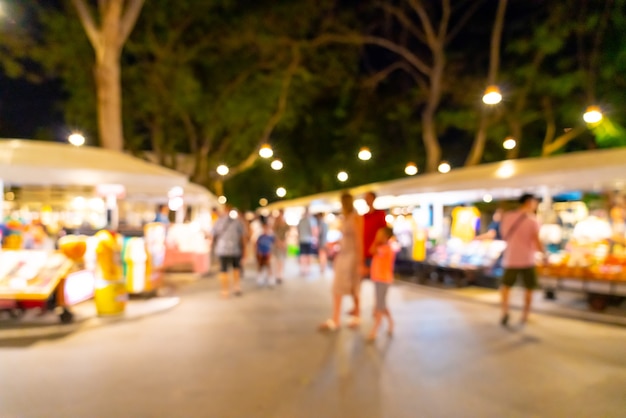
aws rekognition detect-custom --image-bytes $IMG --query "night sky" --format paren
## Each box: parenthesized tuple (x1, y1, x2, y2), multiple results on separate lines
(0, 75, 63, 140)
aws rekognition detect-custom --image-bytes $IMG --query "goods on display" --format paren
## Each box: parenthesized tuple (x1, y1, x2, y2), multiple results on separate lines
(0, 251, 73, 300)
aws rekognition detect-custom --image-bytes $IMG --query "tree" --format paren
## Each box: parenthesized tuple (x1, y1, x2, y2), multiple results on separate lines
(464, 0, 507, 166)
(313, 0, 485, 172)
(70, 0, 145, 151)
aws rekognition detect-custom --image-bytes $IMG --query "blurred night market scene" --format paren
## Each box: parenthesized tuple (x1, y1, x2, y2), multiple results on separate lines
(1, 1, 626, 417)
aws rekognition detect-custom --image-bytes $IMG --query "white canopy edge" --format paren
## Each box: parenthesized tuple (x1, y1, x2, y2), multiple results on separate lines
(266, 147, 626, 212)
(124, 182, 219, 207)
(0, 139, 188, 194)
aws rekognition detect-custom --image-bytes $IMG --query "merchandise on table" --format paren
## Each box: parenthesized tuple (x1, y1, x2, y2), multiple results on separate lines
(429, 238, 506, 270)
(163, 222, 209, 274)
(450, 206, 481, 242)
(539, 204, 626, 281)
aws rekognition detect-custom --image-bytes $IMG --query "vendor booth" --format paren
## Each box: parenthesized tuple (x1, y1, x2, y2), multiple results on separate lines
(265, 147, 626, 310)
(0, 139, 213, 322)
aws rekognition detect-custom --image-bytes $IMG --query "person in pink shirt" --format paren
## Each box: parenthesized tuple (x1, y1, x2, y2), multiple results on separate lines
(500, 194, 545, 327)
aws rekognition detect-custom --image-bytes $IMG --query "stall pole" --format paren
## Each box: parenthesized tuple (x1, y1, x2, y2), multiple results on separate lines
(432, 201, 444, 241)
(175, 206, 185, 224)
(539, 186, 554, 224)
(106, 195, 119, 231)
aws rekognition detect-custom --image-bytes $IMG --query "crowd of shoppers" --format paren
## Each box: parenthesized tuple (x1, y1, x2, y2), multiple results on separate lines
(210, 190, 544, 338)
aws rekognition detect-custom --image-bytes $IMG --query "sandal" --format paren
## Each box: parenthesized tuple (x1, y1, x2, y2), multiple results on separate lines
(318, 319, 338, 332)
(347, 316, 361, 329)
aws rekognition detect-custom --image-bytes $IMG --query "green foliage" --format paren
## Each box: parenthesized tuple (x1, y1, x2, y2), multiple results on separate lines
(2, 0, 626, 207)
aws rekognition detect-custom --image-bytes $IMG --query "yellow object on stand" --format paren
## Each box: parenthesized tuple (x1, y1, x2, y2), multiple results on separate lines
(94, 230, 127, 316)
(412, 227, 427, 262)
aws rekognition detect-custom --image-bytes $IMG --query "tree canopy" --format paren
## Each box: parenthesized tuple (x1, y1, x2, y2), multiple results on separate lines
(0, 0, 625, 209)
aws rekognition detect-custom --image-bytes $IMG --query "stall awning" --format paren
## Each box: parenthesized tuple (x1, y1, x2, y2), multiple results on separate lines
(0, 139, 188, 195)
(266, 147, 626, 211)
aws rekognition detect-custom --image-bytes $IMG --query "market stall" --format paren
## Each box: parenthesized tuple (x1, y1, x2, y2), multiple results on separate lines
(0, 250, 79, 323)
(0, 139, 199, 316)
(265, 147, 626, 299)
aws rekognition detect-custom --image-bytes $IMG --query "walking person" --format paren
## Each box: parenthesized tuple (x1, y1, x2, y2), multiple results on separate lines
(347, 191, 387, 316)
(500, 194, 545, 326)
(315, 212, 329, 274)
(212, 205, 247, 298)
(255, 222, 275, 287)
(319, 192, 364, 331)
(297, 207, 318, 276)
(272, 209, 289, 285)
(367, 226, 396, 342)
(362, 191, 388, 276)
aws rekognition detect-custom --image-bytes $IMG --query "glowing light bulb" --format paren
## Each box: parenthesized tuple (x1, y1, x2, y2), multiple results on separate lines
(482, 85, 502, 105)
(271, 159, 283, 170)
(276, 187, 287, 198)
(216, 164, 229, 176)
(68, 133, 86, 147)
(259, 144, 273, 159)
(404, 163, 418, 176)
(337, 171, 349, 182)
(438, 162, 451, 174)
(503, 137, 517, 150)
(583, 106, 603, 124)
(358, 147, 372, 161)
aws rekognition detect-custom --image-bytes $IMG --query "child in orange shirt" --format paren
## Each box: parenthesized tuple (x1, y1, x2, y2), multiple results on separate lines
(367, 226, 396, 341)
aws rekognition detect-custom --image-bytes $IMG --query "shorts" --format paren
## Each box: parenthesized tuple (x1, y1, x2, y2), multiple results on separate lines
(219, 256, 241, 273)
(299, 242, 315, 255)
(374, 281, 390, 312)
(501, 267, 538, 289)
(257, 254, 270, 267)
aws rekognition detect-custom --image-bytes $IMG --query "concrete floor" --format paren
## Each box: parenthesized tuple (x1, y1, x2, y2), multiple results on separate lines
(0, 260, 625, 418)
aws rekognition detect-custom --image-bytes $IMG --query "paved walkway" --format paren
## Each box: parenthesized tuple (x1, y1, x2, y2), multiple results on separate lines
(0, 260, 625, 417)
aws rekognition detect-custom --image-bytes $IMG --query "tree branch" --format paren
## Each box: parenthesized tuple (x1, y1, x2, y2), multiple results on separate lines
(376, 2, 427, 44)
(541, 96, 556, 150)
(487, 0, 508, 85)
(309, 33, 432, 76)
(119, 0, 145, 45)
(362, 60, 427, 91)
(446, 0, 485, 44)
(587, 0, 613, 102)
(407, 0, 437, 45)
(542, 126, 587, 156)
(438, 0, 452, 40)
(70, 0, 101, 53)
(228, 46, 302, 178)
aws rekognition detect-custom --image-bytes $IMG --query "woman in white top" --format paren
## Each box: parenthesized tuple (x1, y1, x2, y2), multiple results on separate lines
(319, 192, 363, 331)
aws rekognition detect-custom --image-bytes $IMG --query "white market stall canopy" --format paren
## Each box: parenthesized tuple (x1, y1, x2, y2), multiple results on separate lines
(266, 147, 626, 212)
(124, 182, 219, 207)
(0, 139, 188, 195)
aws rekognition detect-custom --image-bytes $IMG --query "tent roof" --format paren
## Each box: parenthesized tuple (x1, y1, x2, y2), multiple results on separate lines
(124, 182, 219, 206)
(0, 139, 188, 194)
(266, 147, 626, 211)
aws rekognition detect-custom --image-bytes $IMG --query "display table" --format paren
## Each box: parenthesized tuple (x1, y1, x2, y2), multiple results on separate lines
(0, 250, 87, 322)
(539, 270, 626, 311)
(0, 251, 73, 300)
(417, 239, 506, 287)
(163, 223, 210, 274)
